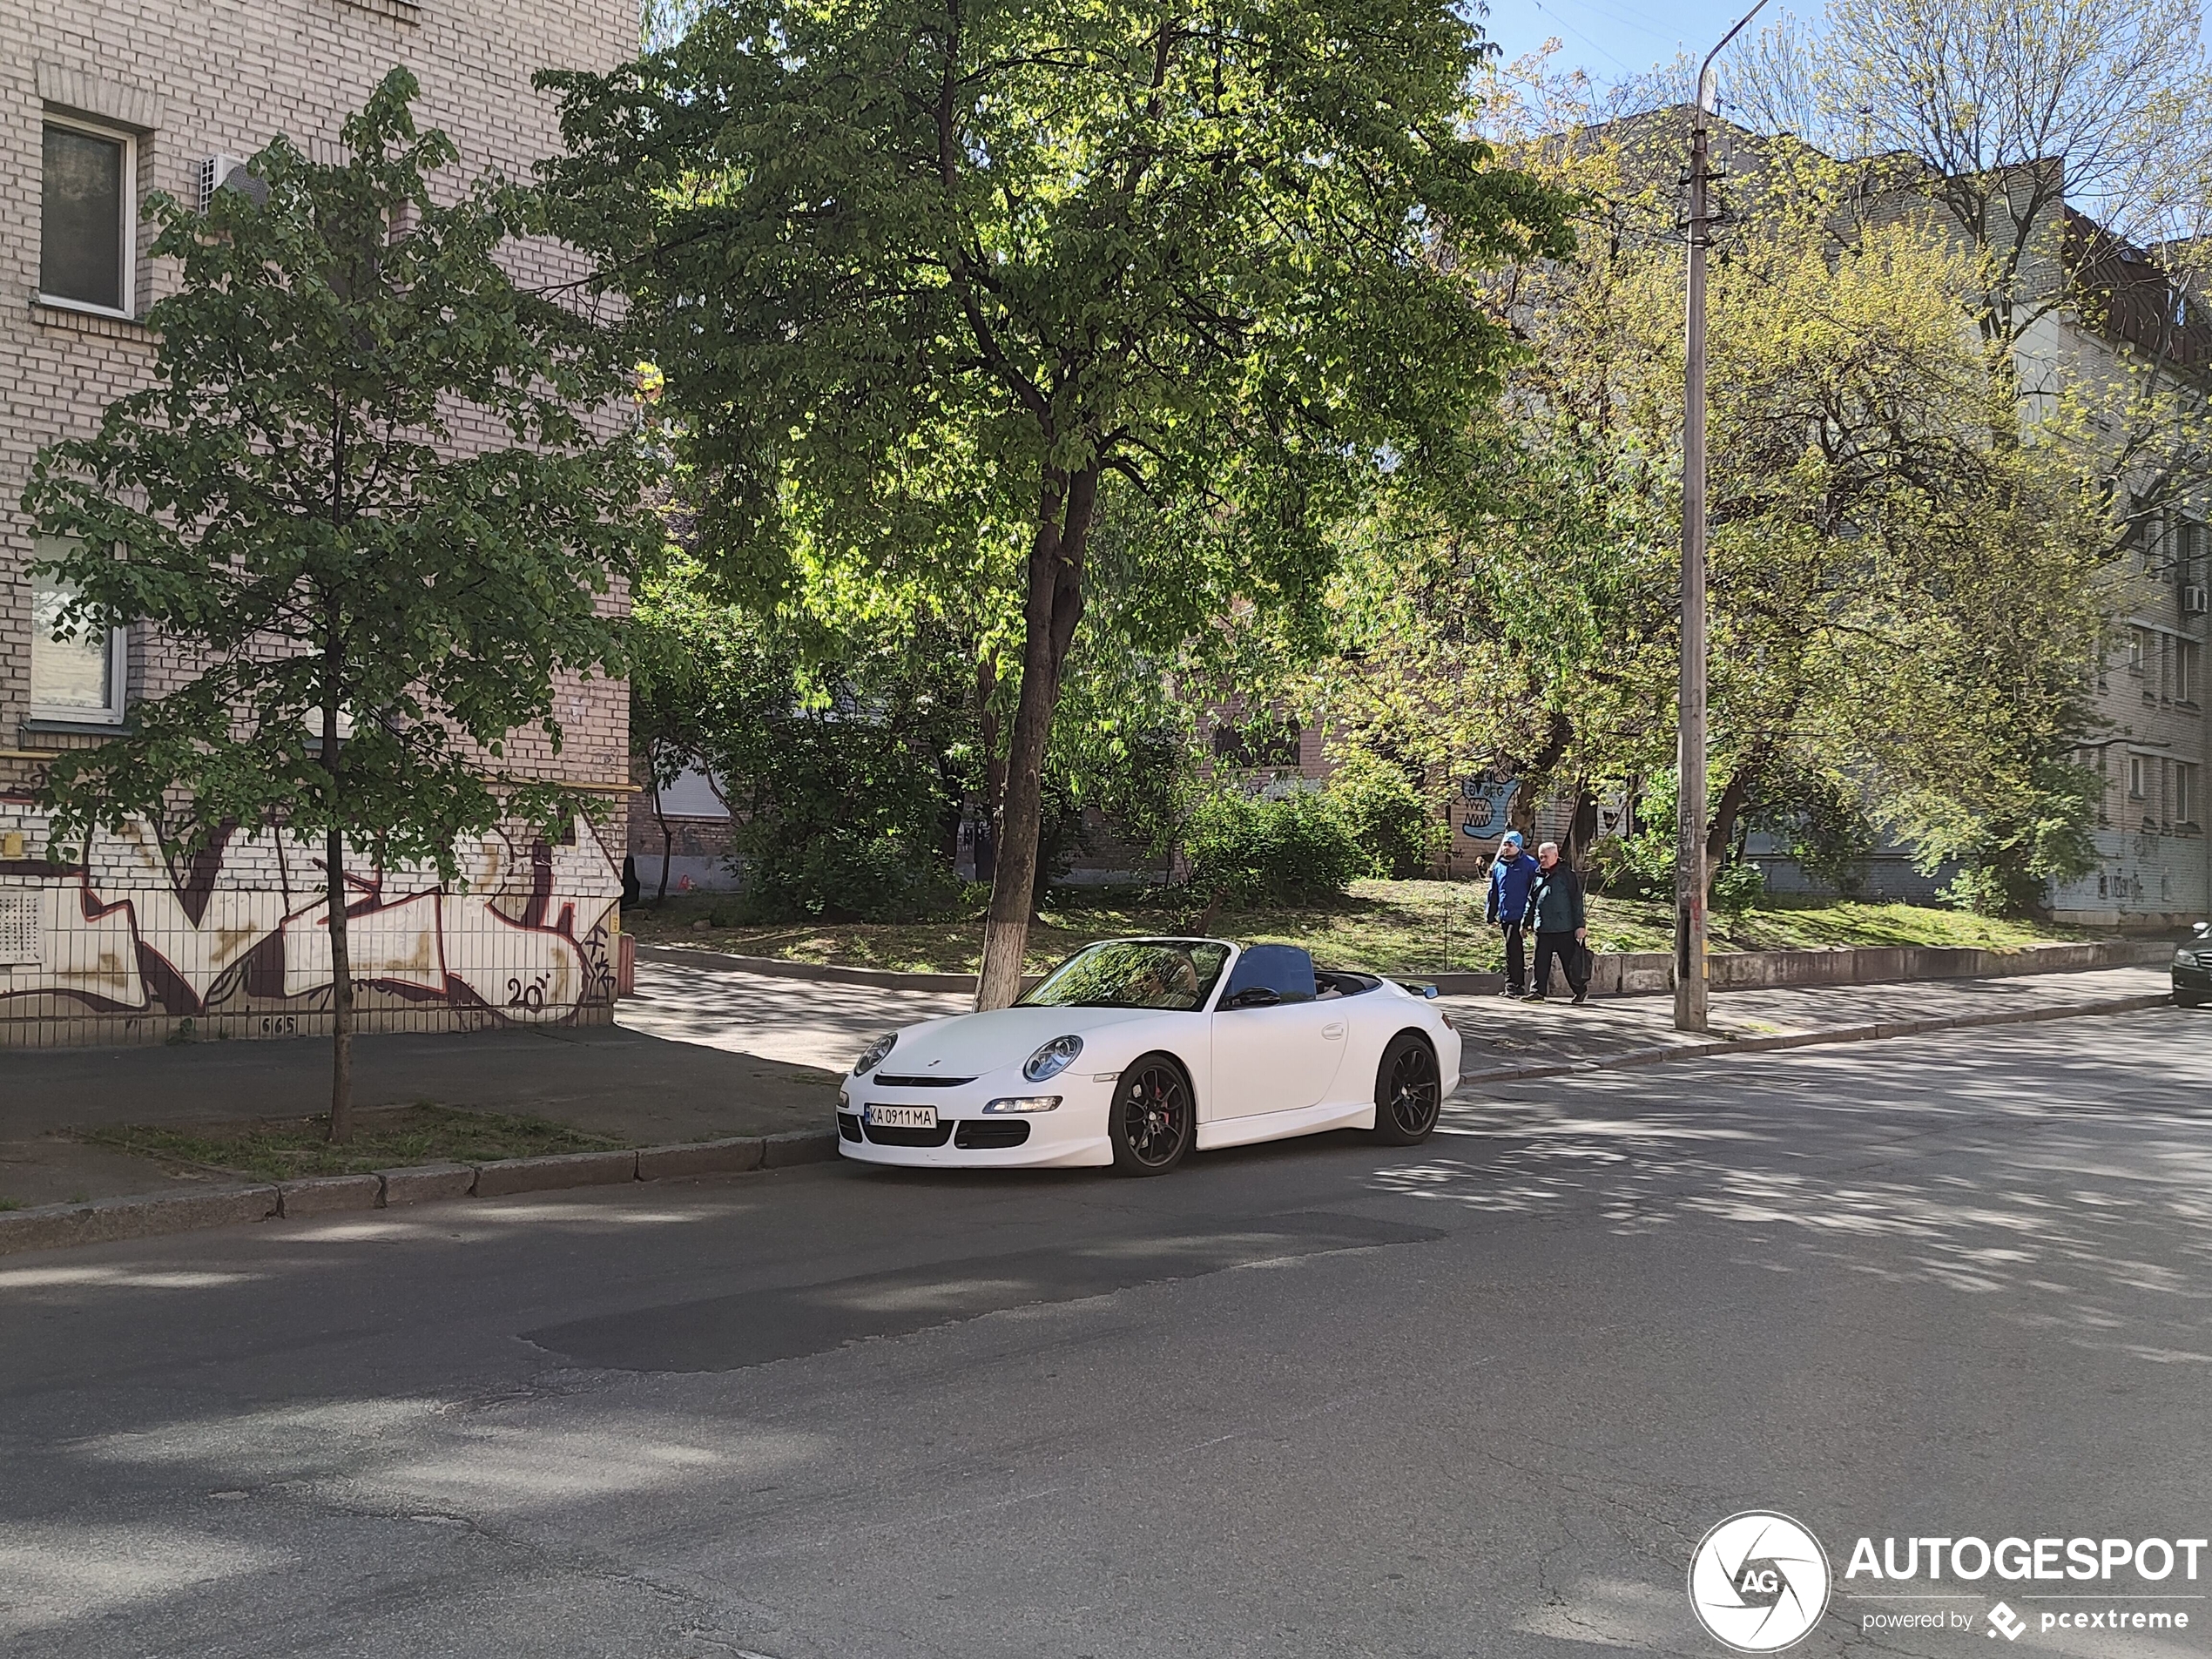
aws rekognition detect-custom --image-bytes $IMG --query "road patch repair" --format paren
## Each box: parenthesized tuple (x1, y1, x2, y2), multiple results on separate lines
(522, 1210, 1445, 1371)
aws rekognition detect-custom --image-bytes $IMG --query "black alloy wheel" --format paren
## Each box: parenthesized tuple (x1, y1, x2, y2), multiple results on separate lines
(1370, 1033, 1442, 1145)
(1109, 1054, 1193, 1176)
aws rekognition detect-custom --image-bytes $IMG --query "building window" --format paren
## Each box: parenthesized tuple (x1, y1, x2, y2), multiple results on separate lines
(30, 545, 126, 724)
(40, 116, 135, 316)
(2179, 763, 2199, 828)
(2128, 627, 2148, 673)
(2180, 639, 2202, 706)
(2128, 754, 2147, 799)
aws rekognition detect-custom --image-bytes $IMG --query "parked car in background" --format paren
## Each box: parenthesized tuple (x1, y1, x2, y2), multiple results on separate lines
(2176, 921, 2212, 1009)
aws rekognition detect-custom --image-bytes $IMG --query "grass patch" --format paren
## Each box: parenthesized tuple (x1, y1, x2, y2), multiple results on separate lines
(79, 1103, 631, 1184)
(622, 880, 2108, 977)
(0, 1198, 24, 1212)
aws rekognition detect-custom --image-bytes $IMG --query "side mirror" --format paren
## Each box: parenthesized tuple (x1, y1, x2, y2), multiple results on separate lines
(1223, 985, 1281, 1010)
(1397, 981, 1440, 999)
(2195, 921, 2210, 938)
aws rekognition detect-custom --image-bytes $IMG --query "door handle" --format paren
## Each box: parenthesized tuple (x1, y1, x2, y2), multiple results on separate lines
(1322, 1022, 1345, 1040)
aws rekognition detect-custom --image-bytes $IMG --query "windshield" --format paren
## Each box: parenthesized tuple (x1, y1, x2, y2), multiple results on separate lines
(1019, 940, 1231, 1011)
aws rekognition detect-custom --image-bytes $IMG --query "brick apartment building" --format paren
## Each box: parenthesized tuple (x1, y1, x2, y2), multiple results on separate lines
(2, 0, 637, 1045)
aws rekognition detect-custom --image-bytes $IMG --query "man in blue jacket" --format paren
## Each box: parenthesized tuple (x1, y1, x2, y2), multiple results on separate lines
(1483, 830, 1541, 998)
(1522, 840, 1590, 1004)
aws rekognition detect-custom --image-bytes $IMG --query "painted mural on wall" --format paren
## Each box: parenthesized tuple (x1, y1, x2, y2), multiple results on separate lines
(0, 794, 622, 1042)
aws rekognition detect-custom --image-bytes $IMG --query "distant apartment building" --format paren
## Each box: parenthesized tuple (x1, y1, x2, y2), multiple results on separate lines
(2, 0, 637, 1045)
(1601, 112, 2212, 927)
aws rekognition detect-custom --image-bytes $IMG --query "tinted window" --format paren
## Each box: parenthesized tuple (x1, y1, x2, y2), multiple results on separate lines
(43, 125, 128, 311)
(1020, 940, 1230, 1011)
(1221, 944, 1316, 1004)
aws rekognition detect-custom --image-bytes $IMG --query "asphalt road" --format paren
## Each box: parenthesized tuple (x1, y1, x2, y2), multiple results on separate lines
(3, 1007, 2209, 1659)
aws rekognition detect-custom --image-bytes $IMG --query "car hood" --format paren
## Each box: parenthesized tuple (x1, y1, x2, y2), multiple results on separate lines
(872, 1004, 1174, 1080)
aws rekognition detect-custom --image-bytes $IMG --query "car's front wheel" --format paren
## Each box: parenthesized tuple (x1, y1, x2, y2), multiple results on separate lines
(1370, 1033, 1443, 1145)
(1109, 1054, 1192, 1176)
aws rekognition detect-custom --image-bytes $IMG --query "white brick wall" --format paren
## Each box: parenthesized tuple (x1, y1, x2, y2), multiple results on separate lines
(2, 0, 638, 1043)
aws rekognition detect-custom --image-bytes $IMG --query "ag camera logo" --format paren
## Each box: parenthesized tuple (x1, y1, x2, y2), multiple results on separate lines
(1689, 1511, 1832, 1652)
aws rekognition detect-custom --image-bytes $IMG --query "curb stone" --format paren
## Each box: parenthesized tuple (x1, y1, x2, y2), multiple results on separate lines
(276, 1174, 383, 1217)
(473, 1150, 640, 1197)
(762, 1129, 840, 1168)
(0, 995, 2169, 1258)
(0, 1185, 280, 1257)
(380, 1163, 477, 1206)
(637, 1137, 765, 1180)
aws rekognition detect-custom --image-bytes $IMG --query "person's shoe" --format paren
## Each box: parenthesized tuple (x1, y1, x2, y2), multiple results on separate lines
(1570, 991, 1588, 1006)
(1523, 992, 1548, 1002)
(1497, 984, 1523, 997)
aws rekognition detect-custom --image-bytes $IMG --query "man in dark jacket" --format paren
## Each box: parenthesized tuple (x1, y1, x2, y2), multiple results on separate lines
(1482, 831, 1541, 997)
(1521, 840, 1589, 1004)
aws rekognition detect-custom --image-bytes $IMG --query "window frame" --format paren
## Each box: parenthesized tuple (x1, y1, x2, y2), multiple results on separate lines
(29, 547, 129, 726)
(38, 111, 137, 321)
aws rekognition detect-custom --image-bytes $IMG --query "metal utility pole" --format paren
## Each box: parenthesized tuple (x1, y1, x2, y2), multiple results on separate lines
(1676, 0, 1768, 1035)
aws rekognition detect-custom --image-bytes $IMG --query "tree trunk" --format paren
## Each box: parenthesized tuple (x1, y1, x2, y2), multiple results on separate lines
(1506, 711, 1574, 840)
(1703, 764, 1756, 904)
(974, 467, 1096, 1010)
(651, 761, 672, 902)
(1568, 783, 1599, 873)
(325, 824, 354, 1144)
(975, 651, 1002, 886)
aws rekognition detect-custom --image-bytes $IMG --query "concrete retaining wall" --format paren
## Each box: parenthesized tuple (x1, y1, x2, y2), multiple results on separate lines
(1406, 937, 2174, 999)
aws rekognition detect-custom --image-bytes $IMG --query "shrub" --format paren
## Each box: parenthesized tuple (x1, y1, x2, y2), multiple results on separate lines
(1711, 859, 1767, 928)
(1183, 787, 1363, 905)
(1325, 754, 1444, 879)
(733, 827, 963, 922)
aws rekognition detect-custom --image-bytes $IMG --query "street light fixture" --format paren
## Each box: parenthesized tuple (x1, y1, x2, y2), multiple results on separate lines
(1676, 0, 1770, 1035)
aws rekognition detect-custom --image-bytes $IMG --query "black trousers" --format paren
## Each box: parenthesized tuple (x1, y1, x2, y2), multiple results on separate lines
(1498, 921, 1527, 990)
(1533, 931, 1587, 997)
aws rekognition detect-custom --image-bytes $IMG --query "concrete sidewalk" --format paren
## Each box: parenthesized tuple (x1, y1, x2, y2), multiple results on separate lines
(0, 957, 2178, 1210)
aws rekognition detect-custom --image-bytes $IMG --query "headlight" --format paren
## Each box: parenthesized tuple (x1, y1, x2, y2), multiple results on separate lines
(837, 1089, 850, 1110)
(2179, 949, 2196, 966)
(853, 1033, 897, 1076)
(983, 1095, 1062, 1114)
(1023, 1034, 1083, 1082)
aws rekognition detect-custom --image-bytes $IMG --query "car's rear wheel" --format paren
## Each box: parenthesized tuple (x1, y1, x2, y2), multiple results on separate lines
(1370, 1033, 1442, 1145)
(1109, 1054, 1192, 1176)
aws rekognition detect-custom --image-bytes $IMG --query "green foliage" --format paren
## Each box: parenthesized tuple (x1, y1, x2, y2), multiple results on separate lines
(538, 0, 1577, 988)
(22, 69, 652, 870)
(631, 551, 975, 921)
(1711, 860, 1769, 930)
(1325, 753, 1445, 880)
(1183, 789, 1364, 907)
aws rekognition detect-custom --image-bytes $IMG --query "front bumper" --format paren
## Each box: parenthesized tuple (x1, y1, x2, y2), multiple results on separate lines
(2175, 961, 2212, 994)
(835, 1075, 1115, 1170)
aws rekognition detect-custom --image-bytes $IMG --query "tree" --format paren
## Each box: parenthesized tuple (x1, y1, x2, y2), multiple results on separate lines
(538, 0, 1576, 1005)
(22, 71, 653, 1138)
(1315, 84, 2116, 909)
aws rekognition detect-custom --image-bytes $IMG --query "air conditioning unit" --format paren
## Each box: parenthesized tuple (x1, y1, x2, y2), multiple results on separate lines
(197, 154, 268, 212)
(2184, 584, 2209, 616)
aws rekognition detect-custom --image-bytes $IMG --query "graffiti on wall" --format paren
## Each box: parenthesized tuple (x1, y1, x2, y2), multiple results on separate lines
(0, 796, 621, 1031)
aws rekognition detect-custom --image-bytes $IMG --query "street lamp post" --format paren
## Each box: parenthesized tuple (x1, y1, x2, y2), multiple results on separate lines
(1676, 0, 1769, 1035)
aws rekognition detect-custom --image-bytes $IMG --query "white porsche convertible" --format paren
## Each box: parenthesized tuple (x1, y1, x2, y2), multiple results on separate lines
(836, 938, 1460, 1176)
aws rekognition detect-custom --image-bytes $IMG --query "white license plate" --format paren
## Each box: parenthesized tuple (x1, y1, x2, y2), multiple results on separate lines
(867, 1104, 938, 1130)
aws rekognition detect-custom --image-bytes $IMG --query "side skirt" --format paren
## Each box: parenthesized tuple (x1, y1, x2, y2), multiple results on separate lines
(1196, 1098, 1378, 1151)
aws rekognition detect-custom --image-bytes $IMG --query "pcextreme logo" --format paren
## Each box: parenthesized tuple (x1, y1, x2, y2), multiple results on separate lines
(1689, 1511, 1833, 1653)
